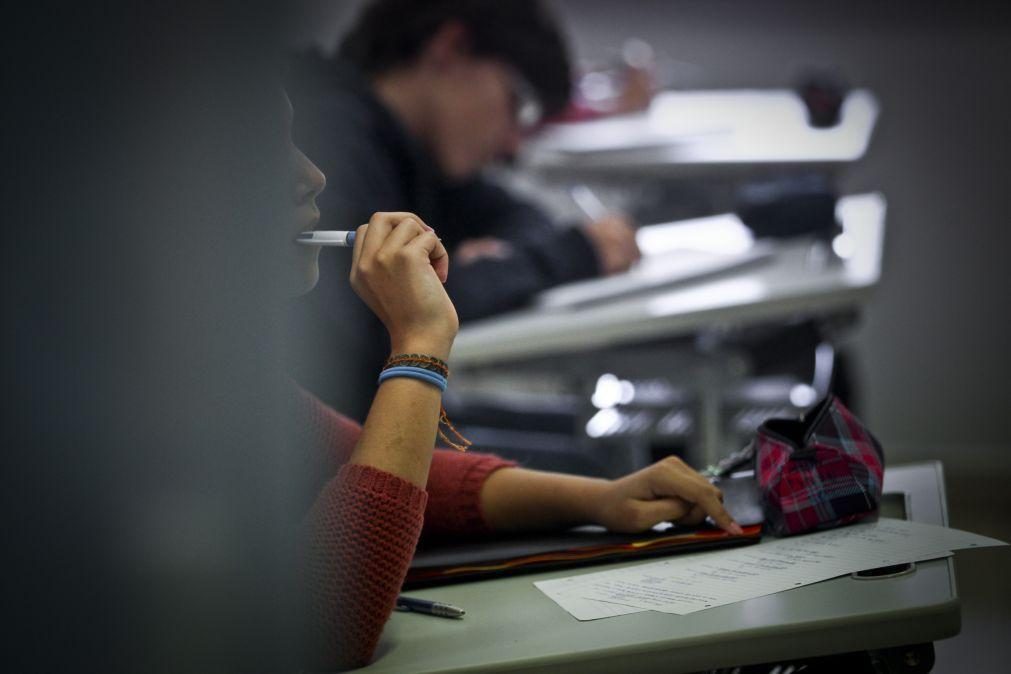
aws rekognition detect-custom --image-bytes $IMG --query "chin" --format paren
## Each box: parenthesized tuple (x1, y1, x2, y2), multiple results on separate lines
(288, 248, 320, 297)
(299, 262, 320, 295)
(439, 152, 481, 181)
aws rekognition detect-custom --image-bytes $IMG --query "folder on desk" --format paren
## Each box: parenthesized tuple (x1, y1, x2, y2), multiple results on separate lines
(405, 523, 762, 589)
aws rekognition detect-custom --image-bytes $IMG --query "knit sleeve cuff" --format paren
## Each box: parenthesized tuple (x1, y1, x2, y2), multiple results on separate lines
(302, 462, 429, 670)
(423, 451, 517, 537)
(337, 463, 429, 512)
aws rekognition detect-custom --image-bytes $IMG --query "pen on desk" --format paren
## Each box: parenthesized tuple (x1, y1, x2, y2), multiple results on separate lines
(297, 230, 357, 247)
(569, 183, 611, 221)
(395, 595, 466, 619)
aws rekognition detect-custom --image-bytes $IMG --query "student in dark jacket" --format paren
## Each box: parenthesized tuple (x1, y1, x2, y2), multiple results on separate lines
(287, 0, 641, 420)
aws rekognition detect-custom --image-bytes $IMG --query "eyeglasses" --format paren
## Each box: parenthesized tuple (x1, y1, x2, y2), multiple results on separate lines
(506, 68, 543, 132)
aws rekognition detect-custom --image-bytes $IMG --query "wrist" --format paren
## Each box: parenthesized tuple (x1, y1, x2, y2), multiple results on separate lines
(389, 333, 454, 363)
(572, 477, 613, 525)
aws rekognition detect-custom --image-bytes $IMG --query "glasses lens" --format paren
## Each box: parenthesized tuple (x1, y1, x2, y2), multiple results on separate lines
(516, 98, 542, 130)
(510, 71, 543, 131)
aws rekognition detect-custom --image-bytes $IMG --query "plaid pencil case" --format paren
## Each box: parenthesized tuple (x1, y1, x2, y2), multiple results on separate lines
(755, 395, 885, 536)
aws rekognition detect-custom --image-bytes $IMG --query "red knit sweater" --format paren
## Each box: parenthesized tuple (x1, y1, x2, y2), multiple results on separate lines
(298, 391, 515, 670)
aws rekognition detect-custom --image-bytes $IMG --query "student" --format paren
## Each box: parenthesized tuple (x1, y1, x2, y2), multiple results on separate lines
(281, 96, 740, 670)
(287, 0, 642, 420)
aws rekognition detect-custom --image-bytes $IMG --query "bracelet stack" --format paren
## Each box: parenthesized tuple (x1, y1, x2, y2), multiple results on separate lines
(378, 353, 472, 451)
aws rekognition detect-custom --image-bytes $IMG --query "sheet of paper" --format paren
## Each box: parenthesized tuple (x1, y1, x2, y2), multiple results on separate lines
(535, 519, 1004, 619)
(534, 576, 646, 620)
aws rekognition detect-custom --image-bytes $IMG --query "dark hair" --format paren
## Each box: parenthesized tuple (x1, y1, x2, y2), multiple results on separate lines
(339, 0, 572, 116)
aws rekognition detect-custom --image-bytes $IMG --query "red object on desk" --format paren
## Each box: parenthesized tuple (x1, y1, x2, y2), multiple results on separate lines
(405, 524, 762, 588)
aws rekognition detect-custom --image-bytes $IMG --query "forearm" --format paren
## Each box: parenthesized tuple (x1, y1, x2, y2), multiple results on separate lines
(479, 467, 610, 532)
(349, 336, 450, 488)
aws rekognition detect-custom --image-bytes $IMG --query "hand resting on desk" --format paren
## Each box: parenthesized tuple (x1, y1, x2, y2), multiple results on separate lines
(480, 455, 742, 535)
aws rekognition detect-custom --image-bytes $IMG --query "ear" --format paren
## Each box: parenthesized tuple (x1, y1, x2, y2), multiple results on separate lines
(419, 20, 472, 72)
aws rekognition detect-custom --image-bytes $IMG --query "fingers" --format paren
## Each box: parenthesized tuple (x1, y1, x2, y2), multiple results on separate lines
(353, 212, 448, 281)
(351, 223, 368, 270)
(379, 215, 426, 254)
(625, 227, 642, 265)
(651, 457, 742, 535)
(359, 211, 412, 265)
(377, 213, 448, 283)
(361, 212, 444, 274)
(678, 503, 707, 527)
(406, 230, 449, 284)
(627, 497, 692, 532)
(608, 216, 641, 266)
(585, 216, 641, 274)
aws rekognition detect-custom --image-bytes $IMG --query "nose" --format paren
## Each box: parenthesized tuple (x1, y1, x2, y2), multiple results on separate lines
(294, 149, 326, 205)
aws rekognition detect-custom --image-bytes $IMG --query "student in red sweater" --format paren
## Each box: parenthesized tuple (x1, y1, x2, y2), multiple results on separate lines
(282, 94, 741, 670)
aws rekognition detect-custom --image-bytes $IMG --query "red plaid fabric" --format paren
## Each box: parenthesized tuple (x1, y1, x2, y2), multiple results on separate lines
(756, 395, 884, 536)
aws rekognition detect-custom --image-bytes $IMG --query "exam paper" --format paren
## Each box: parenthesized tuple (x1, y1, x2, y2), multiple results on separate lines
(534, 576, 647, 620)
(536, 519, 1005, 620)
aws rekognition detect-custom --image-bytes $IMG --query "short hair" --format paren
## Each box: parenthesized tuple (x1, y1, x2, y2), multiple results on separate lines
(339, 0, 572, 117)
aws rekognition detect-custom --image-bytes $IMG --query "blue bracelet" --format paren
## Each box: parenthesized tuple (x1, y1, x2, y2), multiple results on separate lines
(378, 365, 448, 392)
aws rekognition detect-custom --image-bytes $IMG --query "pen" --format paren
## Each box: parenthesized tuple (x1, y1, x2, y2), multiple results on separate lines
(569, 184, 610, 221)
(395, 595, 466, 619)
(297, 230, 357, 247)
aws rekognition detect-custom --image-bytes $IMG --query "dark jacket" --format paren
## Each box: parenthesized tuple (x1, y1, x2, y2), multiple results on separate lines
(287, 55, 600, 420)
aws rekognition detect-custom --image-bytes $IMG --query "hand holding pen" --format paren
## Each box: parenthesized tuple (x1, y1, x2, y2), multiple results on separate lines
(299, 211, 457, 360)
(569, 184, 641, 275)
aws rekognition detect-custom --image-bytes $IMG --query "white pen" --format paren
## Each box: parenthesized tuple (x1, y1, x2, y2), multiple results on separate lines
(569, 184, 610, 221)
(297, 230, 357, 247)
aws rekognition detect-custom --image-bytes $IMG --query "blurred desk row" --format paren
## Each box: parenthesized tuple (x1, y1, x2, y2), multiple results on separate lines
(453, 193, 884, 367)
(521, 89, 878, 174)
(446, 88, 884, 474)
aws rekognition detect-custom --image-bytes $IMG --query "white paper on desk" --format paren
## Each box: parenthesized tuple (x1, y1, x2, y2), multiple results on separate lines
(569, 519, 1005, 616)
(535, 576, 647, 620)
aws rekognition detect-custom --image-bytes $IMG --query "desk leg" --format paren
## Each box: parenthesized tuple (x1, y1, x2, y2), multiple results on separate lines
(692, 350, 743, 469)
(698, 370, 723, 469)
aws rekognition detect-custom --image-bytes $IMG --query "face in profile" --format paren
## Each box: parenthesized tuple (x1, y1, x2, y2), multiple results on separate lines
(282, 94, 327, 294)
(427, 57, 526, 179)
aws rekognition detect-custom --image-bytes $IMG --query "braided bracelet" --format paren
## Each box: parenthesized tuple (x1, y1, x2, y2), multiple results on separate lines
(385, 353, 449, 377)
(377, 356, 472, 452)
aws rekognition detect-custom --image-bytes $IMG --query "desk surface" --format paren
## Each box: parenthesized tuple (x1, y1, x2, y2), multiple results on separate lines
(364, 462, 956, 673)
(521, 89, 878, 175)
(452, 193, 885, 368)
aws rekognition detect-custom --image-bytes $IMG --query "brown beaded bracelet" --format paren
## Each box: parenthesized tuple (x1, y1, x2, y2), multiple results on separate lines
(385, 353, 449, 376)
(385, 357, 448, 377)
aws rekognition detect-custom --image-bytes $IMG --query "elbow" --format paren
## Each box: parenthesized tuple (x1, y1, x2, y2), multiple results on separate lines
(311, 636, 380, 672)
